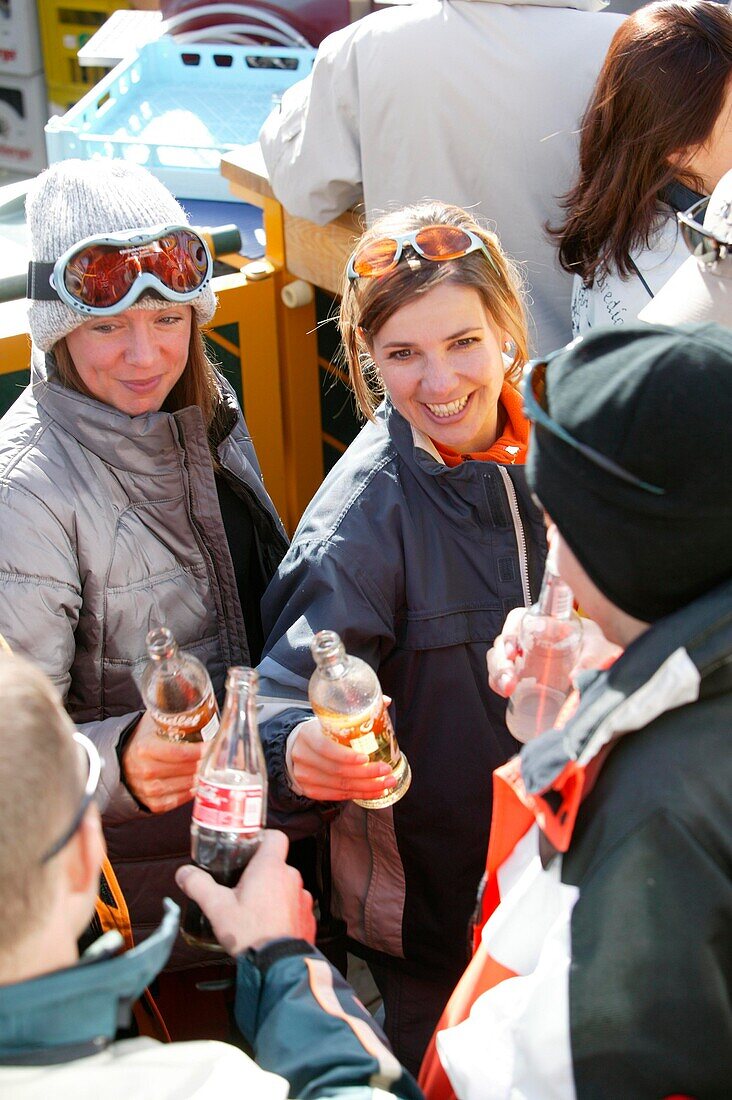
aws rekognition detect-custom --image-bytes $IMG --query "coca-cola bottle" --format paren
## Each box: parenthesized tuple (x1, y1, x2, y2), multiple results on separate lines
(181, 666, 267, 951)
(308, 630, 411, 810)
(140, 627, 219, 743)
(505, 553, 583, 744)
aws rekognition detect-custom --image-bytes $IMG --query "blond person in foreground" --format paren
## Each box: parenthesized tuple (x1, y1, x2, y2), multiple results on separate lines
(0, 652, 421, 1099)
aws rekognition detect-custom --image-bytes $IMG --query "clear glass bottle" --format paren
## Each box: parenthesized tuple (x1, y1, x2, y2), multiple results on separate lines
(505, 557, 583, 744)
(181, 666, 267, 951)
(140, 627, 219, 743)
(308, 630, 411, 810)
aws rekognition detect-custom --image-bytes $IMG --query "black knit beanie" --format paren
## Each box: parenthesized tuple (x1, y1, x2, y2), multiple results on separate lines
(527, 322, 732, 622)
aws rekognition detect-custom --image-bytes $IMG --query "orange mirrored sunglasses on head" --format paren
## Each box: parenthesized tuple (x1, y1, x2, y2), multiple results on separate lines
(347, 225, 497, 280)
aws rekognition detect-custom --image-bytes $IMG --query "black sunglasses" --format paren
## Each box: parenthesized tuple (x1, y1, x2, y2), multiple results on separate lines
(40, 732, 101, 864)
(677, 197, 731, 266)
(522, 350, 665, 496)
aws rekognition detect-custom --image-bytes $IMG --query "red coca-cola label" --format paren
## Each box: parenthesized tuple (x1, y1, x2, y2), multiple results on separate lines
(192, 779, 263, 832)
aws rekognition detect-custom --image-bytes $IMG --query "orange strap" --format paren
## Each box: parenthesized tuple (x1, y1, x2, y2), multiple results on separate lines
(95, 857, 134, 948)
(95, 857, 171, 1043)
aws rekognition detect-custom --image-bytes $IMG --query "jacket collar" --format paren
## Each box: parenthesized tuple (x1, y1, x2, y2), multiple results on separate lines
(32, 347, 237, 474)
(0, 901, 179, 1065)
(382, 399, 503, 525)
(383, 397, 531, 523)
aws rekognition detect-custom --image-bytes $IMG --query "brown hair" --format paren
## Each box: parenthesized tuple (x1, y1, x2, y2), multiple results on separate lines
(339, 202, 528, 420)
(53, 310, 222, 430)
(550, 0, 732, 286)
(0, 654, 81, 952)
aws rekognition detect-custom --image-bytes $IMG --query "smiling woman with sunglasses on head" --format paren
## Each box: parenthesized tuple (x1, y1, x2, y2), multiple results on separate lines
(0, 160, 288, 982)
(257, 202, 547, 1073)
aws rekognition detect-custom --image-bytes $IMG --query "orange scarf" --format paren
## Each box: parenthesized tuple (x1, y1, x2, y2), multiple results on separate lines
(432, 382, 528, 466)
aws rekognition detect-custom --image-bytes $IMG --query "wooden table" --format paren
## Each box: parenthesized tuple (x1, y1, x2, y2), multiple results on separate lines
(220, 144, 367, 528)
(221, 143, 362, 296)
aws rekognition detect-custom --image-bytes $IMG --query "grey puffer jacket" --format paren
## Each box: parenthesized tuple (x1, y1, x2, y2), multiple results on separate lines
(0, 349, 288, 966)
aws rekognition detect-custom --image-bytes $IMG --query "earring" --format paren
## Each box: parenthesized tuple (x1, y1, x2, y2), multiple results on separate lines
(503, 340, 512, 353)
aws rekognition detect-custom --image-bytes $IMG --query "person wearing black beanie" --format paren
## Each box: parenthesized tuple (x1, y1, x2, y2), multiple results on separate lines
(527, 321, 732, 623)
(422, 321, 732, 1100)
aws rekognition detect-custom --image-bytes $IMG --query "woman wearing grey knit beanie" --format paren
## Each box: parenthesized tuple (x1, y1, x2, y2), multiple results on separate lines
(0, 159, 288, 992)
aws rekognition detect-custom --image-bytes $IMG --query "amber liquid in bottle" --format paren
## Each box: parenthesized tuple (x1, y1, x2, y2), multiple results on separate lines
(309, 631, 411, 810)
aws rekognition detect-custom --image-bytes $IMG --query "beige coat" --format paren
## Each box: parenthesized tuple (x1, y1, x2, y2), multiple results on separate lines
(259, 0, 624, 354)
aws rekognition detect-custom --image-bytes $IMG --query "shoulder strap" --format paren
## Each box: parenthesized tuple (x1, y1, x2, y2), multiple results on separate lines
(94, 858, 171, 1043)
(27, 261, 59, 302)
(626, 254, 655, 301)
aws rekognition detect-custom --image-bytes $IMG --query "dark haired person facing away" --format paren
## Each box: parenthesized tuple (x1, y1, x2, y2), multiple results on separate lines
(550, 0, 732, 335)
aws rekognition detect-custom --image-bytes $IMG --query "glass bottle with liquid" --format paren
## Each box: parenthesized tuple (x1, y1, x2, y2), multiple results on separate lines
(140, 627, 219, 743)
(308, 630, 411, 809)
(181, 666, 266, 951)
(505, 556, 583, 744)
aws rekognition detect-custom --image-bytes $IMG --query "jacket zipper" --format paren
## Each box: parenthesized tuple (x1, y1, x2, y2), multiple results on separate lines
(497, 465, 532, 607)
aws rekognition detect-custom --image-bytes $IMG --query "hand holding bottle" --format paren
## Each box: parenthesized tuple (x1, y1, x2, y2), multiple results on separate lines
(288, 715, 399, 802)
(121, 710, 205, 813)
(306, 631, 411, 809)
(176, 830, 316, 956)
(488, 610, 622, 701)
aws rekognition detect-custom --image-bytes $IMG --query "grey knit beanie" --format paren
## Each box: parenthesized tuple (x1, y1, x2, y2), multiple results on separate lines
(26, 159, 217, 351)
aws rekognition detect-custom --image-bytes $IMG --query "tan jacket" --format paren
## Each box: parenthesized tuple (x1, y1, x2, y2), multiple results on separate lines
(259, 0, 624, 353)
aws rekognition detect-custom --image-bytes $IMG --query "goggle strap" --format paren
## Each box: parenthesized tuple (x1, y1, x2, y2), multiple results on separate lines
(27, 261, 60, 302)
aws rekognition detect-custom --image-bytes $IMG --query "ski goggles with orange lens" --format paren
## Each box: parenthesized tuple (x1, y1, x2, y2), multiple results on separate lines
(27, 225, 212, 316)
(523, 351, 665, 496)
(347, 225, 496, 280)
(677, 197, 731, 266)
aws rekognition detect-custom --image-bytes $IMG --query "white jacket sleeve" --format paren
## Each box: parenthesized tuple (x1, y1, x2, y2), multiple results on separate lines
(259, 25, 364, 224)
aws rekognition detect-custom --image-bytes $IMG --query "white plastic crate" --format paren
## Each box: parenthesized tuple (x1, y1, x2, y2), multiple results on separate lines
(45, 37, 315, 202)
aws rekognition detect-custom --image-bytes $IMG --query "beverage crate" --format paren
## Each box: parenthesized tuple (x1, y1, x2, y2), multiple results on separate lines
(45, 38, 315, 202)
(0, 72, 49, 175)
(37, 1, 132, 103)
(0, 0, 44, 76)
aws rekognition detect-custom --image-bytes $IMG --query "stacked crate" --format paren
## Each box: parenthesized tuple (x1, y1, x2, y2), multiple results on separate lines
(0, 2, 48, 175)
(38, 0, 131, 116)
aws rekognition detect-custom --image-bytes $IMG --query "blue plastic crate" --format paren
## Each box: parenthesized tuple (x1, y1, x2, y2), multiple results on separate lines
(45, 38, 315, 202)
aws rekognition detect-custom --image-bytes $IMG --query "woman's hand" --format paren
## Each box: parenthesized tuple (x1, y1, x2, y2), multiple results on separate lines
(175, 830, 316, 956)
(290, 716, 398, 802)
(487, 608, 623, 699)
(121, 710, 205, 813)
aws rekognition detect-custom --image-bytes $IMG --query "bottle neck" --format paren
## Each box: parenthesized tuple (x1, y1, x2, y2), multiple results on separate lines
(311, 631, 348, 679)
(219, 668, 258, 727)
(146, 627, 177, 662)
(537, 567, 575, 619)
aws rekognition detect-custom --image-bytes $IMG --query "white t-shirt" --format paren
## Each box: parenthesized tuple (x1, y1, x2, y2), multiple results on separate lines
(571, 213, 689, 336)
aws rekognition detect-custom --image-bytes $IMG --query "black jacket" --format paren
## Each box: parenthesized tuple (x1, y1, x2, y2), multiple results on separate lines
(258, 401, 546, 976)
